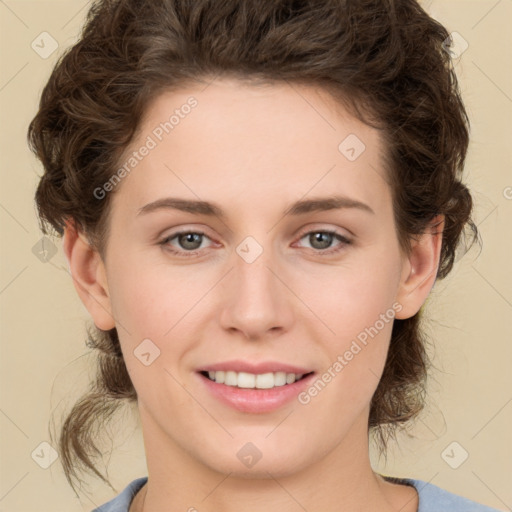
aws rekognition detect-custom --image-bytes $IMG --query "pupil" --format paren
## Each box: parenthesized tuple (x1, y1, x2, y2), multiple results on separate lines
(181, 233, 201, 249)
(311, 232, 332, 249)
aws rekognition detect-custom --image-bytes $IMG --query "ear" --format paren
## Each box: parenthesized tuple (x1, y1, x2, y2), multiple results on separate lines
(394, 214, 445, 320)
(62, 219, 116, 331)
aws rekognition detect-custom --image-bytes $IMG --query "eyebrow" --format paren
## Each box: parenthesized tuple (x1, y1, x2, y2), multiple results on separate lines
(137, 195, 375, 218)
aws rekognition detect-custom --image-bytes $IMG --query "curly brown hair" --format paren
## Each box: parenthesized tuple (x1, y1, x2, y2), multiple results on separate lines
(28, 0, 478, 495)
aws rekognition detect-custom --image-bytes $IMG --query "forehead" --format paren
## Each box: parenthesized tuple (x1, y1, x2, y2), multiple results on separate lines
(109, 77, 390, 221)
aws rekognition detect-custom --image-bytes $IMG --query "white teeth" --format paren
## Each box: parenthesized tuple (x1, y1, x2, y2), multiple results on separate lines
(256, 373, 274, 389)
(237, 372, 256, 388)
(205, 370, 307, 389)
(225, 371, 238, 386)
(274, 371, 287, 386)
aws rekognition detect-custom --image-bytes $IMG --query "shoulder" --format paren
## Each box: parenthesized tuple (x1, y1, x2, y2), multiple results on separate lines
(91, 475, 503, 512)
(388, 476, 503, 512)
(91, 477, 148, 512)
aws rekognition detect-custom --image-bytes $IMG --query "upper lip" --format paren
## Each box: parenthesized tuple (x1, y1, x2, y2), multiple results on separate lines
(197, 360, 314, 374)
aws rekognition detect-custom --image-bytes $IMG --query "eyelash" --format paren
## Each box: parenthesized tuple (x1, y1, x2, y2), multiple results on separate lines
(158, 229, 352, 257)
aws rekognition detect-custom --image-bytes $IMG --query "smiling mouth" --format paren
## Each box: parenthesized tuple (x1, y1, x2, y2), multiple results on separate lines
(199, 370, 314, 390)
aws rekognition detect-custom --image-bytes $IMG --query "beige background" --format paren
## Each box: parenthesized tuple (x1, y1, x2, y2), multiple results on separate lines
(1, 0, 511, 510)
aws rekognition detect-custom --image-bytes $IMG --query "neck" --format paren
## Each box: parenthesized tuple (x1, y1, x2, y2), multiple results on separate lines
(129, 482, 146, 512)
(132, 406, 417, 512)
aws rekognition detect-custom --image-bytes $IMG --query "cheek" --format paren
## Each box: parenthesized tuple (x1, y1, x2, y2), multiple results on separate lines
(107, 255, 204, 339)
(296, 251, 401, 399)
(297, 250, 401, 341)
(298, 289, 395, 429)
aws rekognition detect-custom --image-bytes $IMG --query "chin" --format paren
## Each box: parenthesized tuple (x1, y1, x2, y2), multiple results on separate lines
(196, 442, 316, 480)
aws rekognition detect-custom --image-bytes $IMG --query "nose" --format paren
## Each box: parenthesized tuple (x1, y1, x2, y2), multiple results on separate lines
(218, 240, 295, 341)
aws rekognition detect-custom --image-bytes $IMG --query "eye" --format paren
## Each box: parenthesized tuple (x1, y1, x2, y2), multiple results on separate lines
(159, 230, 213, 256)
(295, 229, 351, 255)
(159, 228, 352, 258)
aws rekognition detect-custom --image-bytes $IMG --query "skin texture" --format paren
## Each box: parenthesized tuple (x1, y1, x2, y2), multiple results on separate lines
(63, 78, 444, 512)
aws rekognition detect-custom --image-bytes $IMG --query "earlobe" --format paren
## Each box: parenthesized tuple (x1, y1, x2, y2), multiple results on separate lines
(62, 220, 116, 331)
(394, 215, 445, 320)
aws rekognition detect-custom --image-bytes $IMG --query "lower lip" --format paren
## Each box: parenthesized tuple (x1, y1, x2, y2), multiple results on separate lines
(197, 372, 316, 413)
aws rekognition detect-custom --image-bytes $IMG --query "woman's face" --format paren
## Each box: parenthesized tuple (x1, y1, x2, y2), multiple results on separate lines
(70, 78, 439, 478)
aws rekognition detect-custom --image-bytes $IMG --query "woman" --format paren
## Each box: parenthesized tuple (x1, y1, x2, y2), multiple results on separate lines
(27, 0, 500, 510)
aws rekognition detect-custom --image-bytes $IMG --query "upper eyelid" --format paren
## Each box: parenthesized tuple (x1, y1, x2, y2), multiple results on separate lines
(161, 221, 352, 237)
(295, 225, 351, 239)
